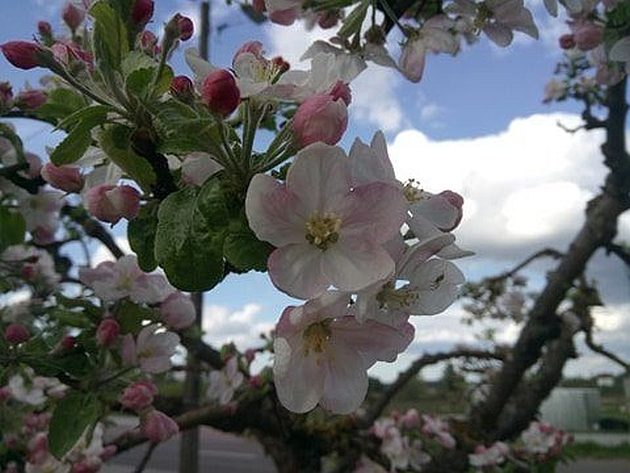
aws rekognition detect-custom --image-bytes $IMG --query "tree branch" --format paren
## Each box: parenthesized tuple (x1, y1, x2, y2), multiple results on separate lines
(61, 206, 125, 259)
(606, 242, 630, 268)
(473, 77, 630, 438)
(485, 248, 564, 283)
(361, 348, 505, 428)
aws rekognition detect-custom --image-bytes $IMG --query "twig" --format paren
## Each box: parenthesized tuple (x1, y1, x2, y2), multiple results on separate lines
(61, 206, 125, 259)
(361, 349, 505, 428)
(133, 442, 157, 473)
(606, 242, 630, 267)
(486, 248, 564, 283)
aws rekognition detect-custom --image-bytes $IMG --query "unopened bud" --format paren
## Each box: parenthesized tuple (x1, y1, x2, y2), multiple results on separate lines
(96, 318, 120, 347)
(4, 323, 30, 344)
(62, 2, 85, 32)
(41, 163, 83, 193)
(0, 41, 45, 70)
(201, 69, 240, 116)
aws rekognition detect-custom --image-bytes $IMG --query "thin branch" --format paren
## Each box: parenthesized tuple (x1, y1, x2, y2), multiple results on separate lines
(486, 248, 564, 283)
(606, 243, 630, 267)
(584, 327, 629, 372)
(61, 206, 125, 259)
(133, 443, 157, 473)
(361, 349, 505, 428)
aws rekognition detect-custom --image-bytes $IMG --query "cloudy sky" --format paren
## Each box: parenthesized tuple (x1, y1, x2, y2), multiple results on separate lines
(1, 0, 629, 382)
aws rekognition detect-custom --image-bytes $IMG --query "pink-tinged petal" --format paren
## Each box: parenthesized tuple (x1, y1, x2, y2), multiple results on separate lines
(339, 182, 407, 244)
(276, 291, 350, 337)
(332, 317, 414, 365)
(132, 274, 173, 304)
(268, 244, 329, 299)
(436, 242, 474, 260)
(405, 259, 465, 315)
(483, 23, 513, 47)
(273, 337, 325, 413)
(321, 241, 395, 293)
(286, 143, 350, 215)
(398, 233, 455, 275)
(410, 194, 462, 231)
(245, 174, 306, 247)
(348, 131, 397, 187)
(320, 343, 368, 414)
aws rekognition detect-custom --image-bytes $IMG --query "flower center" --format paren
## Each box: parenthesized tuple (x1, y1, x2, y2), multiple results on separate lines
(302, 321, 332, 355)
(376, 282, 418, 310)
(305, 212, 342, 250)
(403, 179, 424, 204)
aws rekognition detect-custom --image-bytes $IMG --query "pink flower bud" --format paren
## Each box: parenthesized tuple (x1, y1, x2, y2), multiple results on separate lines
(559, 34, 575, 50)
(170, 75, 194, 101)
(4, 323, 30, 344)
(96, 318, 120, 347)
(85, 184, 141, 224)
(401, 408, 421, 428)
(438, 190, 464, 209)
(0, 386, 11, 402)
(62, 335, 77, 350)
(100, 445, 118, 462)
(120, 379, 158, 411)
(141, 409, 179, 443)
(41, 163, 83, 193)
(38, 21, 52, 38)
(132, 0, 154, 26)
(252, 0, 266, 13)
(16, 90, 47, 110)
(139, 30, 159, 55)
(62, 2, 86, 32)
(24, 153, 43, 178)
(317, 10, 340, 29)
(573, 22, 603, 51)
(175, 14, 194, 41)
(244, 348, 256, 364)
(160, 292, 195, 330)
(248, 375, 263, 389)
(292, 94, 348, 147)
(328, 81, 351, 106)
(269, 7, 299, 26)
(201, 69, 240, 116)
(0, 41, 44, 70)
(233, 40, 264, 65)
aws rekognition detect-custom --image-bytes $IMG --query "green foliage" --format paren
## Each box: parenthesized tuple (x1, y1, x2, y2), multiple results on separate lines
(337, 0, 369, 39)
(35, 88, 88, 125)
(155, 179, 229, 291)
(224, 217, 273, 272)
(115, 300, 156, 334)
(50, 107, 109, 165)
(90, 1, 129, 72)
(128, 202, 159, 271)
(0, 206, 25, 252)
(48, 393, 100, 459)
(98, 125, 156, 190)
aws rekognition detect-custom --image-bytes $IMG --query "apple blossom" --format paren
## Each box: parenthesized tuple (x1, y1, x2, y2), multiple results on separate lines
(85, 184, 141, 224)
(79, 255, 173, 304)
(421, 415, 456, 449)
(141, 409, 179, 443)
(264, 0, 301, 25)
(139, 30, 159, 55)
(207, 357, 244, 405)
(559, 34, 575, 50)
(122, 324, 180, 374)
(160, 292, 196, 330)
(120, 379, 158, 411)
(8, 370, 62, 406)
(37, 21, 52, 38)
(173, 14, 194, 41)
(246, 142, 407, 299)
(272, 292, 413, 413)
(2, 245, 60, 290)
(468, 442, 509, 468)
(41, 163, 83, 193)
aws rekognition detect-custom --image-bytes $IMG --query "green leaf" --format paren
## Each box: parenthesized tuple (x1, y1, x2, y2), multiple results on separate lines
(115, 300, 156, 334)
(90, 1, 129, 71)
(128, 202, 159, 271)
(35, 88, 88, 124)
(50, 127, 93, 165)
(337, 0, 369, 39)
(98, 125, 156, 191)
(121, 50, 157, 77)
(224, 220, 273, 272)
(49, 393, 100, 459)
(56, 105, 110, 133)
(0, 206, 25, 252)
(48, 308, 91, 328)
(155, 178, 230, 291)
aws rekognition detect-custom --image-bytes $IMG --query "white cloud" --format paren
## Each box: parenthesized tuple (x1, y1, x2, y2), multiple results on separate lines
(202, 303, 273, 350)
